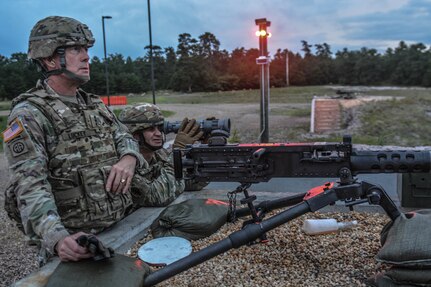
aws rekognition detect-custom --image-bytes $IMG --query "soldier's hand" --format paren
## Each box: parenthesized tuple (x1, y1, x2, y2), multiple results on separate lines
(55, 232, 94, 262)
(173, 118, 204, 149)
(106, 155, 137, 194)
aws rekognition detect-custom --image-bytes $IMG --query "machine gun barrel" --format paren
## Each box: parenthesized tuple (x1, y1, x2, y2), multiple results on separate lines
(351, 150, 431, 174)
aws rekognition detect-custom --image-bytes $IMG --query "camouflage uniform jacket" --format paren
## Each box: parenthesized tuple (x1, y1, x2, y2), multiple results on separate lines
(3, 80, 145, 257)
(131, 148, 184, 207)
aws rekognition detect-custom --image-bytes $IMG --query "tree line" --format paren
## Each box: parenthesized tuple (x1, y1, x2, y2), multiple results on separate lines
(1, 32, 430, 100)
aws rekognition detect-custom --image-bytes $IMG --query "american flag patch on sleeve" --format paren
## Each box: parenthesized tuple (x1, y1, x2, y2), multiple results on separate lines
(2, 118, 24, 143)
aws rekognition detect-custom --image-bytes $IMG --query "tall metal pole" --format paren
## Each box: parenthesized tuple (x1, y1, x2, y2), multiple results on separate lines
(255, 18, 271, 143)
(147, 0, 156, 105)
(102, 16, 112, 106)
(285, 50, 290, 86)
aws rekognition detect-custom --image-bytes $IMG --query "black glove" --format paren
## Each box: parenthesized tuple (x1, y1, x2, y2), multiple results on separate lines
(76, 234, 115, 261)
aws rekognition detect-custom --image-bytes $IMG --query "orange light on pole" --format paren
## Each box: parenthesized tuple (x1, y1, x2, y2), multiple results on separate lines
(255, 30, 268, 37)
(255, 18, 271, 56)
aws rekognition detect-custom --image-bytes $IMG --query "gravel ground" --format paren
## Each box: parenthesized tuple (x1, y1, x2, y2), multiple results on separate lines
(128, 210, 390, 287)
(0, 153, 39, 287)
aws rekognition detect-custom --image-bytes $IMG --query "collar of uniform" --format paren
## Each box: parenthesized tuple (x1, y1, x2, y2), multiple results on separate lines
(39, 79, 61, 98)
(58, 94, 79, 104)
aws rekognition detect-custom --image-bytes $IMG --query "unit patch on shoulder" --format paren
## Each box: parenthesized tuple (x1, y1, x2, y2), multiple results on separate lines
(9, 137, 29, 157)
(2, 118, 24, 143)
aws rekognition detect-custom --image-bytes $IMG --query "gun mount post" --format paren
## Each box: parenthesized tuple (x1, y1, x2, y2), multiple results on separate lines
(227, 183, 268, 243)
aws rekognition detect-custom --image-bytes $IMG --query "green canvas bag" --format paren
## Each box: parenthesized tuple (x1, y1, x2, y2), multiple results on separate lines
(45, 254, 151, 287)
(151, 198, 229, 240)
(377, 209, 431, 267)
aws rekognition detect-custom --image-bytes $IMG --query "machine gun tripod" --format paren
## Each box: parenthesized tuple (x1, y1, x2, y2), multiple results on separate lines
(143, 174, 401, 286)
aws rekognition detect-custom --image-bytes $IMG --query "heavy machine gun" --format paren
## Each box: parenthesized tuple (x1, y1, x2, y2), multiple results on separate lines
(142, 136, 431, 286)
(174, 135, 429, 183)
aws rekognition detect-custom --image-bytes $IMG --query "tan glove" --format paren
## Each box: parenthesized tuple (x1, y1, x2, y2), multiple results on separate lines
(173, 118, 204, 148)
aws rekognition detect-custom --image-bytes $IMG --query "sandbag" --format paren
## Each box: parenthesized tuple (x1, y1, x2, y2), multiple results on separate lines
(376, 209, 431, 267)
(385, 267, 431, 286)
(45, 254, 151, 287)
(151, 198, 229, 240)
(372, 273, 418, 287)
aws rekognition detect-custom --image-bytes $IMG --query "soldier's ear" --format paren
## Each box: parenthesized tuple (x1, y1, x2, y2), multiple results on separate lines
(42, 57, 56, 68)
(47, 59, 56, 67)
(132, 132, 140, 141)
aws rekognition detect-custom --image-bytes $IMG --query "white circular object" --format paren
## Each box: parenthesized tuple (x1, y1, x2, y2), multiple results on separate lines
(138, 236, 192, 266)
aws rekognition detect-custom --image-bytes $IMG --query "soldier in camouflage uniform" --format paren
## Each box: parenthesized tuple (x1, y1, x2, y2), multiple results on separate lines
(119, 104, 204, 207)
(2, 16, 145, 264)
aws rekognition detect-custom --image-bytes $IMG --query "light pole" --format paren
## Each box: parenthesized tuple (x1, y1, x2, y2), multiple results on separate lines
(147, 0, 156, 104)
(255, 18, 271, 143)
(102, 15, 112, 106)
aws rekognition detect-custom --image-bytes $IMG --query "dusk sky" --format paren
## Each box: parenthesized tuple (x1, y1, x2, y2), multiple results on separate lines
(1, 0, 431, 60)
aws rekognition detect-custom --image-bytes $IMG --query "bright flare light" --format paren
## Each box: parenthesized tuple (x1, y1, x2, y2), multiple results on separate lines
(255, 30, 271, 37)
(256, 30, 268, 37)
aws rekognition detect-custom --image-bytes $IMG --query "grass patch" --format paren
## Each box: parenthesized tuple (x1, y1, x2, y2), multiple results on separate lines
(112, 109, 122, 118)
(360, 88, 431, 99)
(126, 86, 337, 105)
(357, 96, 431, 146)
(0, 101, 11, 111)
(228, 129, 242, 143)
(0, 115, 7, 152)
(161, 110, 175, 117)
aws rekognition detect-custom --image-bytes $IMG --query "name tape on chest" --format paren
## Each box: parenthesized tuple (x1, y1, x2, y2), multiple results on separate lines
(2, 118, 24, 143)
